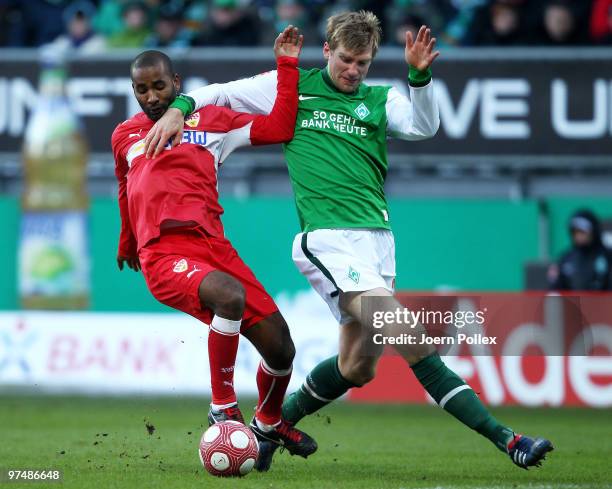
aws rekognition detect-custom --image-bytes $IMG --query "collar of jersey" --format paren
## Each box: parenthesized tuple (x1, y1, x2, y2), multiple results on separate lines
(321, 66, 364, 97)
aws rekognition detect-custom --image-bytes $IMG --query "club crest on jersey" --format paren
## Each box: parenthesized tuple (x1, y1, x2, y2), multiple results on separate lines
(173, 258, 188, 273)
(354, 103, 370, 120)
(185, 112, 200, 128)
(348, 266, 360, 284)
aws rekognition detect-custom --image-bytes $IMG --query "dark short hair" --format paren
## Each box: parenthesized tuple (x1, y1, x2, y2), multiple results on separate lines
(130, 50, 175, 79)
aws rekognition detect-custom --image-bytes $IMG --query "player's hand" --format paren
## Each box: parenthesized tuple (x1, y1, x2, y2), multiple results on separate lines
(117, 255, 141, 272)
(143, 107, 184, 159)
(274, 25, 303, 60)
(405, 25, 440, 71)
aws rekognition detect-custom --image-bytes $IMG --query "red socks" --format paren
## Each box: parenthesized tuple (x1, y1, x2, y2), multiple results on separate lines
(208, 316, 293, 425)
(208, 316, 241, 406)
(255, 359, 292, 426)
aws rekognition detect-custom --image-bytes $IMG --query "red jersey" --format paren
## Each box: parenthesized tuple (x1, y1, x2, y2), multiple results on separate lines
(111, 56, 298, 256)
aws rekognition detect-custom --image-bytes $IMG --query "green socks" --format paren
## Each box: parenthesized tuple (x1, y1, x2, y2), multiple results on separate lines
(282, 355, 355, 424)
(283, 352, 514, 453)
(411, 353, 514, 452)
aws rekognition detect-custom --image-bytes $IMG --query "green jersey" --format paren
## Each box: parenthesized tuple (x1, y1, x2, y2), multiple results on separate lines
(285, 68, 391, 231)
(188, 65, 439, 232)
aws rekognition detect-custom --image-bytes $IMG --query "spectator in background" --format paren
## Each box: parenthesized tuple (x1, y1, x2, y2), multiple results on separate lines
(146, 0, 191, 47)
(260, 0, 321, 46)
(534, 0, 590, 45)
(386, 0, 452, 40)
(442, 0, 488, 46)
(548, 209, 612, 291)
(466, 0, 528, 45)
(385, 0, 489, 47)
(181, 0, 208, 42)
(590, 0, 612, 43)
(194, 0, 260, 46)
(93, 0, 126, 38)
(0, 0, 20, 46)
(389, 13, 425, 46)
(107, 0, 152, 48)
(6, 0, 70, 47)
(46, 1, 107, 54)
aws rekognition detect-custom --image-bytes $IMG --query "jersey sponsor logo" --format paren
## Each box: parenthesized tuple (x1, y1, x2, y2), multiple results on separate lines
(127, 131, 207, 166)
(185, 112, 200, 128)
(181, 130, 207, 146)
(298, 95, 320, 101)
(300, 110, 368, 137)
(173, 258, 188, 273)
(354, 103, 370, 120)
(348, 266, 360, 284)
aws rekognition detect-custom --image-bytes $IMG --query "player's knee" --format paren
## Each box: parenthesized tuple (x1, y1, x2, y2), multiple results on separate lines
(218, 286, 245, 316)
(262, 325, 295, 370)
(275, 339, 296, 369)
(202, 274, 245, 317)
(343, 359, 377, 387)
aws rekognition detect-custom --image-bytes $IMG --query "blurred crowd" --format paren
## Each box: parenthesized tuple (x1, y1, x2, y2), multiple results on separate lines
(1, 0, 611, 51)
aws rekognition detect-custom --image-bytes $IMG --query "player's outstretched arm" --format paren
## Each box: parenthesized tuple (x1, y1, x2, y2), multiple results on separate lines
(386, 25, 440, 141)
(249, 26, 302, 145)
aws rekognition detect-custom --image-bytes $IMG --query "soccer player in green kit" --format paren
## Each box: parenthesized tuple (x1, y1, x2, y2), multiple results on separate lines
(143, 13, 553, 472)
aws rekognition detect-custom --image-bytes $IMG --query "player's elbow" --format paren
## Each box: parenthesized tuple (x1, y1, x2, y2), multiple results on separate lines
(422, 113, 440, 138)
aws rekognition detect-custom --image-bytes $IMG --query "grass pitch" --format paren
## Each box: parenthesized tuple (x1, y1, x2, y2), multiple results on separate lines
(1, 395, 610, 489)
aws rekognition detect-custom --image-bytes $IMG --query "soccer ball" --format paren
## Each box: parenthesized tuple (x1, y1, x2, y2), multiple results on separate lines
(199, 421, 259, 477)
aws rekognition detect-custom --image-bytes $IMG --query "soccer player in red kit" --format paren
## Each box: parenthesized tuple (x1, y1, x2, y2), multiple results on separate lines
(111, 27, 316, 458)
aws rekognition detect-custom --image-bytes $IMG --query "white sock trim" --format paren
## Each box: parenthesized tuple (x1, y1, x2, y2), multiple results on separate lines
(211, 316, 241, 336)
(210, 401, 237, 411)
(261, 359, 292, 377)
(255, 418, 281, 432)
(439, 384, 472, 409)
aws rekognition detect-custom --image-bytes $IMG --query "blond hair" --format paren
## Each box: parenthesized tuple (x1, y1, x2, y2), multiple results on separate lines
(326, 10, 381, 57)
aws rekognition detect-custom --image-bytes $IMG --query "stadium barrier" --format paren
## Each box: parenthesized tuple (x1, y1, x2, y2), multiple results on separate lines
(1, 291, 610, 407)
(0, 48, 611, 165)
(0, 290, 338, 396)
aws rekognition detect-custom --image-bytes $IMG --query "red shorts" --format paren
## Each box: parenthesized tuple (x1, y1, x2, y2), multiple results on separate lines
(139, 228, 278, 330)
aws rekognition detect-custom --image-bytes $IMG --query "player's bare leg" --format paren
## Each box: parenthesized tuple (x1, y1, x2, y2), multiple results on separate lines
(339, 288, 435, 366)
(337, 319, 381, 386)
(198, 271, 247, 424)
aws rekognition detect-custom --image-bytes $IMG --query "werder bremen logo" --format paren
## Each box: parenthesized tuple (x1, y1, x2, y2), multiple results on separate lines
(354, 103, 370, 120)
(348, 266, 360, 284)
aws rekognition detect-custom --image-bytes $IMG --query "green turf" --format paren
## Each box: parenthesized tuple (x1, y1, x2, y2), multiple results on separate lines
(0, 396, 610, 489)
